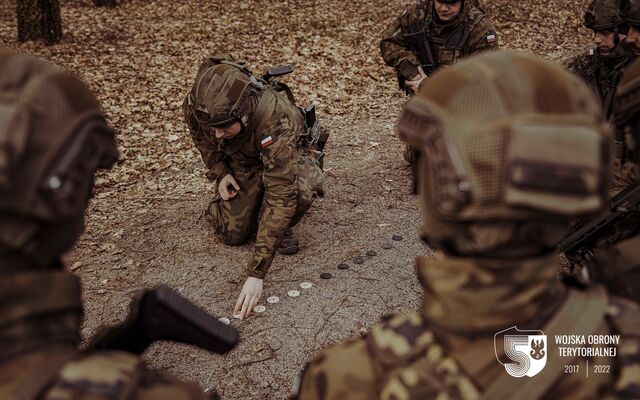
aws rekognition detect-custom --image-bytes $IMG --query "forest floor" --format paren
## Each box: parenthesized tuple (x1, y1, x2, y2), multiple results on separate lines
(0, 0, 591, 398)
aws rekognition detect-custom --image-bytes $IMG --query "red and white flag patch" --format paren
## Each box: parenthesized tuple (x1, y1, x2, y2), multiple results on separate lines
(261, 136, 274, 148)
(486, 34, 496, 44)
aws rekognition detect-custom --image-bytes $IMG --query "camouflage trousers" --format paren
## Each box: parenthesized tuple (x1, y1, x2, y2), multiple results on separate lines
(206, 148, 325, 246)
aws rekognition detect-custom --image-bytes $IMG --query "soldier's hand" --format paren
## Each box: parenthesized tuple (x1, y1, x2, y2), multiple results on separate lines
(219, 174, 240, 201)
(406, 66, 428, 93)
(233, 276, 263, 319)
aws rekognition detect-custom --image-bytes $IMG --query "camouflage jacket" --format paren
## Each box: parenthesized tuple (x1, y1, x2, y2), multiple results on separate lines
(566, 44, 636, 119)
(0, 270, 208, 399)
(296, 255, 640, 400)
(380, 0, 498, 83)
(184, 88, 306, 279)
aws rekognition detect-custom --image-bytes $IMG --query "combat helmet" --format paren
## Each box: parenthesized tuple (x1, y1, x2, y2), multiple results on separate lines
(585, 0, 626, 31)
(0, 51, 118, 268)
(622, 0, 640, 26)
(184, 54, 264, 128)
(398, 51, 609, 257)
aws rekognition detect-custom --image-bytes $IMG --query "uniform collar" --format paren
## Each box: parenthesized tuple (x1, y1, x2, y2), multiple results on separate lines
(416, 252, 565, 336)
(217, 92, 260, 155)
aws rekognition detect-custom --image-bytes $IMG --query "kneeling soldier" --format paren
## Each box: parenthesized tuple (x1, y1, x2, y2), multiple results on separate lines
(0, 51, 210, 399)
(183, 55, 326, 319)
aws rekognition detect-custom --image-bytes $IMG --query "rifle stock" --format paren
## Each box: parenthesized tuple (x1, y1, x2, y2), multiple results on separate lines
(88, 285, 239, 355)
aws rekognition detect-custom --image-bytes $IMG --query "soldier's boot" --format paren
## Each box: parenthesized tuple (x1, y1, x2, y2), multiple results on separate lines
(278, 229, 299, 255)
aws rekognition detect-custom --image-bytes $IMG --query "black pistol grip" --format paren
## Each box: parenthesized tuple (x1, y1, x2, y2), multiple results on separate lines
(144, 285, 239, 354)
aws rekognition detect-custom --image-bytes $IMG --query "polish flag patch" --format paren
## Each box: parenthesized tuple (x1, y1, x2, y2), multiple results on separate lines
(486, 34, 496, 44)
(261, 136, 274, 148)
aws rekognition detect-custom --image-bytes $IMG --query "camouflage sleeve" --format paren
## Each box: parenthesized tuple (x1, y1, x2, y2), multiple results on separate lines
(380, 6, 422, 80)
(602, 298, 640, 399)
(296, 339, 378, 400)
(45, 351, 210, 400)
(245, 104, 302, 279)
(182, 95, 230, 182)
(464, 19, 498, 55)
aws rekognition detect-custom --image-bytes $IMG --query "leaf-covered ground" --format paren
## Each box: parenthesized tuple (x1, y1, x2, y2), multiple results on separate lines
(0, 1, 591, 398)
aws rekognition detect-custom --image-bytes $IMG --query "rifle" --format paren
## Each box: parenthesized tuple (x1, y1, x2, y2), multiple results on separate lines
(261, 64, 297, 104)
(262, 64, 294, 82)
(559, 179, 640, 267)
(261, 64, 328, 153)
(88, 285, 239, 355)
(400, 19, 436, 94)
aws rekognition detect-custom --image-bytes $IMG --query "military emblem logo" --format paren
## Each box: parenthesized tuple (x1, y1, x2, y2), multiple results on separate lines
(495, 326, 547, 377)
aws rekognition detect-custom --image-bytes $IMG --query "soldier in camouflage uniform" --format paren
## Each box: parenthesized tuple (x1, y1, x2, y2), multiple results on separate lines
(567, 0, 636, 120)
(0, 51, 209, 399)
(183, 55, 325, 319)
(380, 0, 497, 188)
(593, 56, 640, 302)
(622, 0, 640, 54)
(296, 51, 640, 400)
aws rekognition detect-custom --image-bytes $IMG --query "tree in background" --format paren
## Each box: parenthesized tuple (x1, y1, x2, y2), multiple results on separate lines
(17, 0, 63, 45)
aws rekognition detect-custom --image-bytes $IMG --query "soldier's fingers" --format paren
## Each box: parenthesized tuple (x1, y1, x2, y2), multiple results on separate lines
(230, 177, 240, 191)
(248, 296, 259, 315)
(240, 297, 251, 319)
(233, 292, 245, 315)
(220, 186, 230, 200)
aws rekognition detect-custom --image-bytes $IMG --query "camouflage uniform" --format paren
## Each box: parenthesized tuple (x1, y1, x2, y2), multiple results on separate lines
(0, 51, 208, 400)
(591, 55, 640, 303)
(380, 0, 498, 83)
(296, 52, 640, 400)
(565, 0, 636, 119)
(183, 55, 325, 279)
(380, 0, 497, 179)
(566, 45, 635, 119)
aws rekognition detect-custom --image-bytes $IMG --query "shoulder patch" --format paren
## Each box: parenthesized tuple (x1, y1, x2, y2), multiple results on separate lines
(261, 135, 274, 148)
(486, 33, 496, 44)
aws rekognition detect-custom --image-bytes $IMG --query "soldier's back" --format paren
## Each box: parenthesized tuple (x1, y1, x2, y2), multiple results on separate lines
(297, 286, 640, 400)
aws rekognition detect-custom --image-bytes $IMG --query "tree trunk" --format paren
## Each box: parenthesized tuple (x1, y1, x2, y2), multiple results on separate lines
(94, 0, 117, 7)
(17, 0, 63, 45)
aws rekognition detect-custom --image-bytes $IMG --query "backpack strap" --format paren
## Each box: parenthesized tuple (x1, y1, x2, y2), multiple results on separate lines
(480, 287, 608, 400)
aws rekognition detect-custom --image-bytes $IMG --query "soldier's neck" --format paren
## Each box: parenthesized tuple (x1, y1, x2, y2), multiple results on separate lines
(417, 252, 565, 336)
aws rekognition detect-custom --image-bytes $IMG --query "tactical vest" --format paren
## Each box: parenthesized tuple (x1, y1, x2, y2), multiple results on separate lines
(401, 0, 485, 69)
